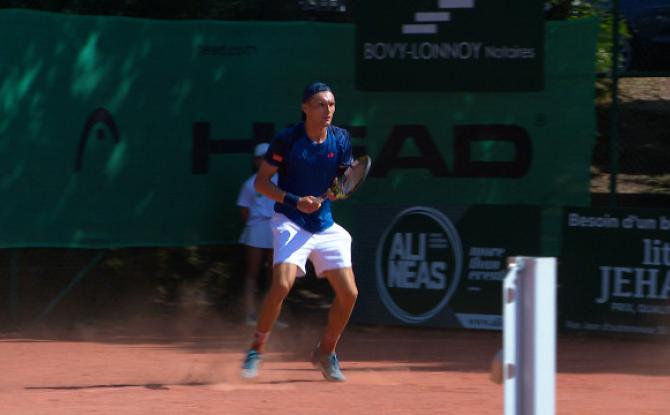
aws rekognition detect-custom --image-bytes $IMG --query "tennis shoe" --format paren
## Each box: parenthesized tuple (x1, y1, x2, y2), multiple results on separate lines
(241, 349, 262, 379)
(311, 347, 346, 382)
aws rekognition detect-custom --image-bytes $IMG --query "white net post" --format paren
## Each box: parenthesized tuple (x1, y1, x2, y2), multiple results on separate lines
(503, 257, 556, 415)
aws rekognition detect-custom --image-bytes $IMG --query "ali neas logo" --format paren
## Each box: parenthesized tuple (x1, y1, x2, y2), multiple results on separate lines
(375, 207, 463, 323)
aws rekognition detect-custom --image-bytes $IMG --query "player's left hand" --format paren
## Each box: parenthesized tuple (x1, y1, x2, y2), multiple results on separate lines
(297, 195, 322, 213)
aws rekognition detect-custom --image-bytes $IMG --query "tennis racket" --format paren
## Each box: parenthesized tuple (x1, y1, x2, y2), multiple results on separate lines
(321, 155, 372, 201)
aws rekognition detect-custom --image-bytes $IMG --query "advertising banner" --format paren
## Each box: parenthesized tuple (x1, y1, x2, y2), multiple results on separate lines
(351, 204, 541, 329)
(561, 207, 670, 335)
(354, 0, 545, 91)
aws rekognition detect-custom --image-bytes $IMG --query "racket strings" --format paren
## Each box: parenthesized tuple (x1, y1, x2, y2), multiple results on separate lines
(342, 166, 365, 193)
(327, 156, 371, 200)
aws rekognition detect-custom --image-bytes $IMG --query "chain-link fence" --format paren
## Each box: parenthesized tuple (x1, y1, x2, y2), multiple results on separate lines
(588, 0, 670, 206)
(0, 247, 246, 329)
(0, 246, 334, 331)
(1, 1, 668, 328)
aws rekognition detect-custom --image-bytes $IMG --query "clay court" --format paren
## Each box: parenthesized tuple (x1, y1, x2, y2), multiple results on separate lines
(2, 311, 669, 415)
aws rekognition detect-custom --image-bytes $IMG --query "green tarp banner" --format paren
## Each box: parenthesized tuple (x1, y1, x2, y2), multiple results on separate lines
(0, 10, 597, 247)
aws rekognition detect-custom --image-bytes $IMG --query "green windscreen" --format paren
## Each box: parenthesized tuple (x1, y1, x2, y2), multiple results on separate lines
(0, 10, 598, 247)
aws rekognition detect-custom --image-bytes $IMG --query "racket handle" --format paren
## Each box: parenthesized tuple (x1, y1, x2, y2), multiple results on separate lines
(315, 192, 328, 204)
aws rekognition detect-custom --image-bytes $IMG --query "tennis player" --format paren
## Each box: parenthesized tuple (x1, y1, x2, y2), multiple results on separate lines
(241, 81, 357, 382)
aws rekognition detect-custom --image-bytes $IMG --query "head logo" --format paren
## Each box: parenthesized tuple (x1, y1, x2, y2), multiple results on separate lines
(75, 108, 120, 172)
(402, 0, 476, 35)
(375, 206, 463, 323)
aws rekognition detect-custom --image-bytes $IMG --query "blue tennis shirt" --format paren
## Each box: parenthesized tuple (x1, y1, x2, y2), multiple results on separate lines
(264, 123, 353, 233)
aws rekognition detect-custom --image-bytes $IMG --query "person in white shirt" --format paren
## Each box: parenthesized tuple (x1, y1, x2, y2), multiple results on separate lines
(236, 143, 287, 328)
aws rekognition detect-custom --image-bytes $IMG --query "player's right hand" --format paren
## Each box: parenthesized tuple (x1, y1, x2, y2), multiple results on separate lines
(297, 196, 322, 213)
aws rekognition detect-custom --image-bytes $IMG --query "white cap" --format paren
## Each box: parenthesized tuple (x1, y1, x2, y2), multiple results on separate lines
(254, 143, 269, 157)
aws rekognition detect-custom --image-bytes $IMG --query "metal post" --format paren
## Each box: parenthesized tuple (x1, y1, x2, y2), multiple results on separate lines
(503, 259, 520, 415)
(504, 257, 556, 415)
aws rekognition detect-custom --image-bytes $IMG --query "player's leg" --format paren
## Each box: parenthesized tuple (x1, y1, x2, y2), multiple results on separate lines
(252, 213, 312, 346)
(320, 266, 358, 353)
(241, 214, 311, 379)
(308, 222, 357, 381)
(242, 262, 299, 379)
(308, 266, 357, 382)
(262, 247, 289, 329)
(253, 262, 297, 349)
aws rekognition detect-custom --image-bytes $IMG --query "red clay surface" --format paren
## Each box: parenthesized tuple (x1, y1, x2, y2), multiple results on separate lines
(1, 318, 669, 415)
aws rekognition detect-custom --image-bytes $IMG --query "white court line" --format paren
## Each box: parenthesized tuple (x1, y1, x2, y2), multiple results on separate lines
(438, 0, 475, 8)
(402, 24, 437, 35)
(415, 12, 451, 22)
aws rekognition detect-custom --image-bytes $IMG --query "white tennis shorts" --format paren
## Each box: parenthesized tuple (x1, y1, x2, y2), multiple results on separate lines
(238, 218, 273, 249)
(271, 213, 352, 277)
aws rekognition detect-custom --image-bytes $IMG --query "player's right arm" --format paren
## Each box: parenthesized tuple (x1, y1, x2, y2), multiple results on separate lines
(254, 160, 321, 214)
(254, 160, 285, 204)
